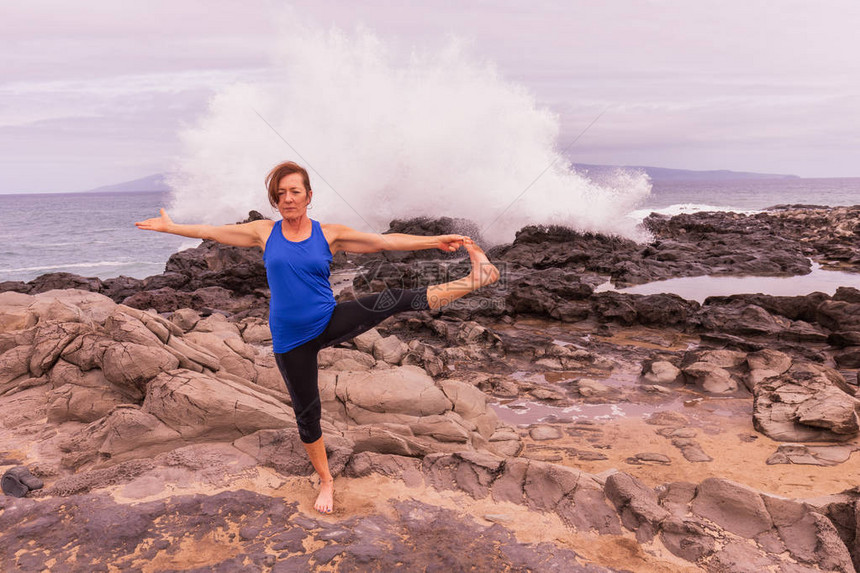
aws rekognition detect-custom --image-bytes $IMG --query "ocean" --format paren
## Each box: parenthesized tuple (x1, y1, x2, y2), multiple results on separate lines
(2, 178, 860, 292)
(0, 191, 190, 284)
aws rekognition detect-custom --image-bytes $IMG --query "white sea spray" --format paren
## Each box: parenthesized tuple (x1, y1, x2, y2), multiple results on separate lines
(166, 18, 652, 245)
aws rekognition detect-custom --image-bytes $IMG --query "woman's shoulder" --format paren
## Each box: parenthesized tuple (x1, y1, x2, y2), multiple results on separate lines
(318, 221, 343, 234)
(252, 218, 278, 233)
(256, 218, 278, 250)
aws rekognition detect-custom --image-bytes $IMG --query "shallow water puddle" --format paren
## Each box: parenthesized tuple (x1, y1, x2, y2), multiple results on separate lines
(595, 262, 860, 302)
(490, 399, 683, 426)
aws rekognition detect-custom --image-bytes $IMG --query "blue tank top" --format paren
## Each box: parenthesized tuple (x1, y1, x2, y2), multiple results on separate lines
(263, 219, 337, 353)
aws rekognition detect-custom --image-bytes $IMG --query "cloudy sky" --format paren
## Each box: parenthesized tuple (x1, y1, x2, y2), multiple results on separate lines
(2, 0, 859, 194)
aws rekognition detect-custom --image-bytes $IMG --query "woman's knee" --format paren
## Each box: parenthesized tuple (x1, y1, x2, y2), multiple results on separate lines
(294, 400, 323, 443)
(297, 420, 323, 444)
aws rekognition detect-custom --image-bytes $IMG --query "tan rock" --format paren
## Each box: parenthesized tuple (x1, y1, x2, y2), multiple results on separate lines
(233, 428, 353, 477)
(746, 349, 793, 389)
(0, 385, 48, 428)
(49, 359, 116, 391)
(219, 353, 257, 383)
(335, 366, 452, 417)
(29, 322, 91, 377)
(691, 477, 773, 538)
(102, 342, 180, 399)
(104, 309, 163, 346)
(754, 362, 860, 442)
(345, 425, 429, 457)
(46, 383, 128, 423)
(796, 387, 860, 435)
(439, 379, 499, 438)
(534, 357, 564, 370)
(642, 361, 682, 385)
(373, 335, 407, 365)
(455, 321, 489, 344)
(253, 364, 286, 394)
(142, 370, 295, 440)
(0, 291, 37, 332)
(224, 337, 256, 361)
(27, 298, 84, 325)
(0, 326, 36, 354)
(242, 323, 272, 345)
(60, 333, 110, 371)
(170, 308, 201, 332)
(193, 313, 240, 336)
(687, 349, 747, 369)
(319, 347, 375, 370)
(0, 345, 33, 392)
(529, 425, 563, 441)
(577, 378, 611, 397)
(60, 405, 183, 468)
(166, 336, 221, 371)
(409, 412, 472, 443)
(115, 304, 181, 342)
(353, 328, 382, 354)
(33, 289, 116, 324)
(682, 362, 738, 394)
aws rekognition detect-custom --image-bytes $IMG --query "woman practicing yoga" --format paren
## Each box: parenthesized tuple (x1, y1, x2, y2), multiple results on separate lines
(136, 161, 499, 514)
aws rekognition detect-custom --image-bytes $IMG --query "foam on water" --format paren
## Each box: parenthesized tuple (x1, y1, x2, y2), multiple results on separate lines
(166, 19, 651, 245)
(626, 203, 762, 223)
(4, 261, 161, 274)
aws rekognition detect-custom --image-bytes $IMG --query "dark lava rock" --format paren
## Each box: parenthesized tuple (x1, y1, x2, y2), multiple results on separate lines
(506, 268, 593, 318)
(122, 287, 205, 313)
(26, 272, 103, 294)
(0, 490, 619, 572)
(100, 275, 145, 302)
(698, 301, 787, 337)
(1, 466, 44, 497)
(631, 293, 700, 327)
(0, 281, 29, 294)
(704, 292, 831, 322)
(834, 287, 860, 304)
(165, 240, 267, 296)
(829, 331, 860, 348)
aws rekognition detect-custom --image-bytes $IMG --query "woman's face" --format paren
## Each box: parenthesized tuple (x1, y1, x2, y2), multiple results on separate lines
(277, 173, 312, 220)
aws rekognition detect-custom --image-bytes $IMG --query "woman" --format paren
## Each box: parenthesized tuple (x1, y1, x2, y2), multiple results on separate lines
(136, 160, 499, 514)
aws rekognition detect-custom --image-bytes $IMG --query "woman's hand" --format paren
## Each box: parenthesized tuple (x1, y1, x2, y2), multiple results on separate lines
(435, 234, 468, 253)
(135, 208, 173, 233)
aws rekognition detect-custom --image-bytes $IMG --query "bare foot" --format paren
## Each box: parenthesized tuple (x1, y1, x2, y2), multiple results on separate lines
(314, 478, 334, 514)
(464, 238, 500, 289)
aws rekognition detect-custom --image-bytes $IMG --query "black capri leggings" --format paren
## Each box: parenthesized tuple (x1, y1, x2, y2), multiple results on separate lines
(274, 288, 431, 444)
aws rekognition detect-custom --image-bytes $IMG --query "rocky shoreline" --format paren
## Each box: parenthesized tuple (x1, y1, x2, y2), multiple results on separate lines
(2, 205, 860, 571)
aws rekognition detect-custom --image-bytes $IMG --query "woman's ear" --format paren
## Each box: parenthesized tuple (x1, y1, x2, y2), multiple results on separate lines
(307, 189, 313, 205)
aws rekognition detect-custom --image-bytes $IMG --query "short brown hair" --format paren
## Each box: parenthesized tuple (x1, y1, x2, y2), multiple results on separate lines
(266, 161, 311, 208)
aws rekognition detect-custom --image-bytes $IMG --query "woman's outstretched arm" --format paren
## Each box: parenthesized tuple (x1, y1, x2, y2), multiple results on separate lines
(323, 224, 467, 254)
(136, 208, 273, 249)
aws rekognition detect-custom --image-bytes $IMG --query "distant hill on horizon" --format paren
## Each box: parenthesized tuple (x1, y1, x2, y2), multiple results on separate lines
(78, 173, 169, 194)
(571, 163, 800, 181)
(77, 164, 801, 195)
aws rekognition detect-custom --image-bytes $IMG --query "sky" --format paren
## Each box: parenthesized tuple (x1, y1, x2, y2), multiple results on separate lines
(2, 0, 859, 194)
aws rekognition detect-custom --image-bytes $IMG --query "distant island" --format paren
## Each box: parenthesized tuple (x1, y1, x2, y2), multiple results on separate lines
(77, 173, 170, 194)
(571, 163, 800, 182)
(77, 164, 801, 195)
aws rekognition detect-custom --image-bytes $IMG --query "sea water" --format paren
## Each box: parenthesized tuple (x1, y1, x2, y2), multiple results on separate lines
(0, 191, 191, 283)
